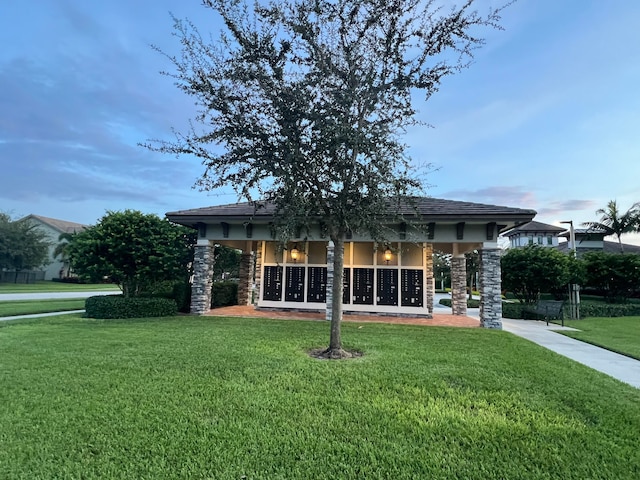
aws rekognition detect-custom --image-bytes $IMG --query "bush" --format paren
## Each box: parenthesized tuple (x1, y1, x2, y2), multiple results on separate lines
(500, 300, 640, 319)
(579, 301, 640, 318)
(501, 302, 526, 319)
(212, 281, 238, 307)
(438, 298, 480, 308)
(172, 282, 192, 313)
(52, 277, 86, 284)
(85, 295, 177, 319)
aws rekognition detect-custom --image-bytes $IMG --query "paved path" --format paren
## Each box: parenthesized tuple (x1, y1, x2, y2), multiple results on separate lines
(0, 310, 85, 322)
(0, 291, 117, 301)
(501, 318, 640, 389)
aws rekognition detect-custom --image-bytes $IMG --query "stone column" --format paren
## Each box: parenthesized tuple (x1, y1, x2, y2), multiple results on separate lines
(479, 248, 502, 329)
(451, 256, 467, 316)
(237, 252, 255, 306)
(325, 241, 334, 322)
(190, 240, 215, 315)
(424, 243, 434, 314)
(253, 243, 263, 306)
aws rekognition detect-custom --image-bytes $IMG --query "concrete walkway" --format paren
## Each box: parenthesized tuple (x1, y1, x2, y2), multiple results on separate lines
(500, 318, 640, 389)
(0, 310, 85, 322)
(0, 291, 117, 301)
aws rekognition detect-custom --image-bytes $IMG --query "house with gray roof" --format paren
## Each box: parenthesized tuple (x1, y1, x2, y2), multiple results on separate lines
(167, 197, 536, 329)
(501, 220, 640, 255)
(501, 221, 566, 249)
(556, 228, 640, 255)
(20, 214, 86, 280)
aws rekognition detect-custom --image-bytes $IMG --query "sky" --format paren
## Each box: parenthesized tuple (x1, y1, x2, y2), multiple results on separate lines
(1, 0, 639, 245)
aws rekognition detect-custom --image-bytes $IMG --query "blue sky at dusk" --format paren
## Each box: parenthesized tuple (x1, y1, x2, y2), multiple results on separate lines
(1, 1, 639, 244)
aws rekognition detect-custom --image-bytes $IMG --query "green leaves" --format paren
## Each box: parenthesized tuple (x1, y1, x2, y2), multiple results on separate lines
(149, 0, 508, 243)
(0, 212, 50, 271)
(501, 245, 574, 304)
(582, 252, 640, 303)
(66, 210, 197, 297)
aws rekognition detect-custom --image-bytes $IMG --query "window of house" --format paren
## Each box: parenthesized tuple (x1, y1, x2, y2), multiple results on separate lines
(547, 236, 553, 245)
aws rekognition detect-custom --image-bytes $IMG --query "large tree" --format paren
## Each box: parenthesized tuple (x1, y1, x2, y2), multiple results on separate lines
(0, 212, 50, 279)
(582, 200, 640, 253)
(501, 245, 577, 305)
(582, 252, 640, 303)
(149, 0, 511, 357)
(67, 210, 196, 297)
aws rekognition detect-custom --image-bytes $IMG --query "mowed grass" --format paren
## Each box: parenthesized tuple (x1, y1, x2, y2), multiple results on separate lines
(0, 281, 119, 294)
(0, 298, 86, 317)
(1, 316, 639, 479)
(562, 316, 640, 360)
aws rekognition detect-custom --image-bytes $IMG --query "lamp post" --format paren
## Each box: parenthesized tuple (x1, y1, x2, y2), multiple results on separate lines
(561, 220, 580, 319)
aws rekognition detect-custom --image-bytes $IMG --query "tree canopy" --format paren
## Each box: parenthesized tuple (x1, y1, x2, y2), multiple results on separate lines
(0, 212, 50, 274)
(66, 210, 196, 297)
(582, 252, 640, 303)
(501, 245, 579, 304)
(150, 0, 512, 355)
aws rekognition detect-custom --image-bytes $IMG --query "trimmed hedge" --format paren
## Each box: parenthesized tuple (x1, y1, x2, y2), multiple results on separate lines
(212, 281, 238, 307)
(85, 295, 177, 319)
(438, 298, 480, 308)
(172, 282, 192, 313)
(501, 302, 527, 319)
(579, 302, 640, 318)
(500, 300, 640, 319)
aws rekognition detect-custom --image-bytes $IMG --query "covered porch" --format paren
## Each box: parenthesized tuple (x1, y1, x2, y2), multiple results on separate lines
(166, 198, 536, 329)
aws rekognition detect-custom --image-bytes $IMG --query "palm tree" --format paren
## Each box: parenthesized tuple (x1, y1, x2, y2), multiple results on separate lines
(582, 200, 640, 253)
(54, 232, 75, 278)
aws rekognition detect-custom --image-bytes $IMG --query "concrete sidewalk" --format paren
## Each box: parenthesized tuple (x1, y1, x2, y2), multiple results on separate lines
(501, 318, 640, 389)
(0, 291, 117, 301)
(0, 310, 85, 322)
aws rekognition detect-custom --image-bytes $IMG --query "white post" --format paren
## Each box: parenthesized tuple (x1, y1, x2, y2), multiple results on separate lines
(561, 220, 580, 320)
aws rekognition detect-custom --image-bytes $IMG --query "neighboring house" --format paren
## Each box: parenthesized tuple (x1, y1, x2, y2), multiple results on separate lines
(500, 221, 566, 249)
(556, 228, 640, 255)
(20, 215, 86, 280)
(166, 197, 536, 329)
(500, 221, 640, 255)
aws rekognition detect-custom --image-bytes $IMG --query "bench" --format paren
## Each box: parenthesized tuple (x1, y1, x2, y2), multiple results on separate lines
(525, 300, 565, 326)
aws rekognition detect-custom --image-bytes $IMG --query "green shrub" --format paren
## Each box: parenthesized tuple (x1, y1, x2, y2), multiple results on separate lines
(52, 277, 86, 284)
(211, 281, 238, 307)
(172, 282, 192, 313)
(438, 298, 480, 308)
(579, 301, 640, 318)
(501, 302, 527, 319)
(85, 295, 177, 319)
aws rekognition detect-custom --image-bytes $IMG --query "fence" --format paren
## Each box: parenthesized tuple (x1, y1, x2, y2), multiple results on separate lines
(0, 270, 46, 284)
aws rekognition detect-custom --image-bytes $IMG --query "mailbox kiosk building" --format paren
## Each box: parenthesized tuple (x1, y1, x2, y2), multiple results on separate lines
(166, 197, 535, 329)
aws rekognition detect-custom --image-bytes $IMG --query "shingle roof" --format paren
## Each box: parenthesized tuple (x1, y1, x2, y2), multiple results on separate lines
(166, 197, 536, 224)
(559, 228, 608, 239)
(501, 221, 566, 237)
(557, 241, 640, 255)
(22, 214, 86, 233)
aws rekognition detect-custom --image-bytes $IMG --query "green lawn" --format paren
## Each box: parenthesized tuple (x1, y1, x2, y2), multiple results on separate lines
(561, 316, 640, 360)
(0, 298, 86, 317)
(0, 281, 119, 294)
(1, 315, 639, 479)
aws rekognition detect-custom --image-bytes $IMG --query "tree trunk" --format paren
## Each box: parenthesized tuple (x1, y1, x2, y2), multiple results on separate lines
(329, 236, 344, 350)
